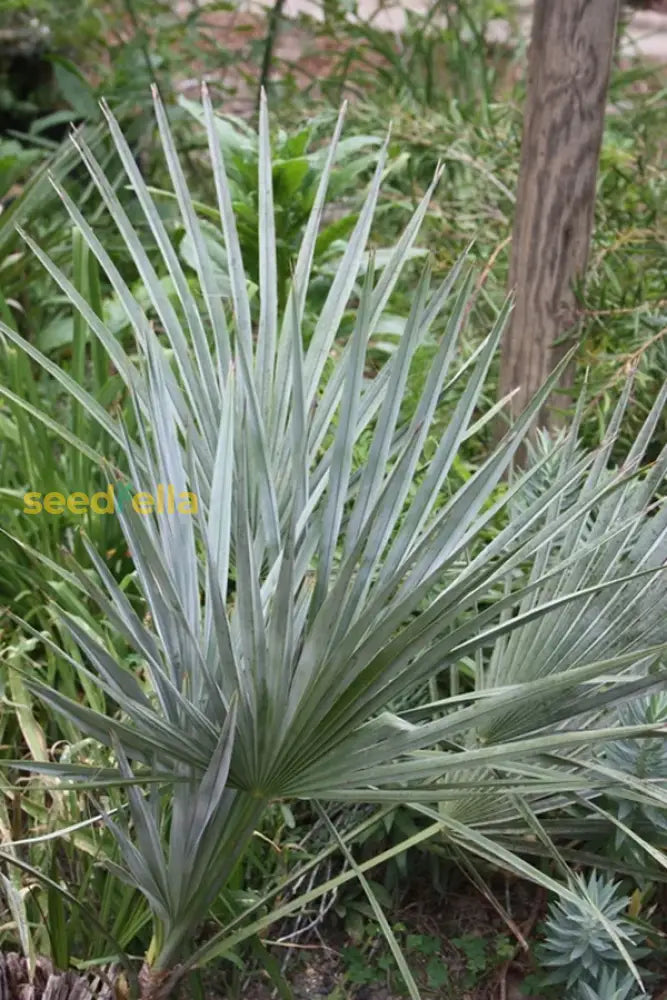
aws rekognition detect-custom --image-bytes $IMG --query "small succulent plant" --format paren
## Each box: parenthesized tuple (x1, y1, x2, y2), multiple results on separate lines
(510, 427, 583, 516)
(602, 692, 667, 864)
(573, 967, 650, 1000)
(537, 871, 647, 994)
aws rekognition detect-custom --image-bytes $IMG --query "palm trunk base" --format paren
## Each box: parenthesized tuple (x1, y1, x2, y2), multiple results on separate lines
(0, 953, 184, 1000)
(0, 952, 119, 1000)
(138, 964, 178, 1000)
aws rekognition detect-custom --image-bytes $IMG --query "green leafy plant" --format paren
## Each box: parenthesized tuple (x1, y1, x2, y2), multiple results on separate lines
(573, 967, 650, 1000)
(1, 89, 666, 998)
(406, 933, 451, 992)
(450, 933, 487, 989)
(0, 219, 129, 623)
(342, 941, 393, 987)
(601, 692, 667, 870)
(176, 96, 384, 310)
(536, 871, 648, 996)
(0, 139, 43, 201)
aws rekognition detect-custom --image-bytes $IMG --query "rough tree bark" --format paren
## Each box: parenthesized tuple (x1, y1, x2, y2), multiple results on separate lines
(499, 0, 620, 440)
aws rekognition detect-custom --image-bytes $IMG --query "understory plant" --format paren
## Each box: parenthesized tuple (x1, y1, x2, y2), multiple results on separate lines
(176, 96, 384, 310)
(1, 89, 666, 998)
(601, 692, 667, 875)
(537, 871, 649, 999)
(574, 968, 650, 1000)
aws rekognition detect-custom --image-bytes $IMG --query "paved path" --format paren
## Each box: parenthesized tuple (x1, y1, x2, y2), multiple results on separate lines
(173, 1, 667, 111)
(233, 0, 667, 61)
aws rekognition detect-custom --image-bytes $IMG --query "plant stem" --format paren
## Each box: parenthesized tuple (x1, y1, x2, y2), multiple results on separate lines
(153, 793, 268, 975)
(258, 0, 287, 109)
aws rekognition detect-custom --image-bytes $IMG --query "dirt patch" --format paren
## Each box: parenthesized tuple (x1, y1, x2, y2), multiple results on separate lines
(208, 872, 549, 1000)
(194, 869, 667, 1000)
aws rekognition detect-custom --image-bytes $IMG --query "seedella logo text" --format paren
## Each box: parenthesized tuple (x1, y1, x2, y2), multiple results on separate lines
(23, 484, 198, 516)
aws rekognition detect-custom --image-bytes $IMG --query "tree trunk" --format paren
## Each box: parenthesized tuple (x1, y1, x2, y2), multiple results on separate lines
(498, 0, 620, 443)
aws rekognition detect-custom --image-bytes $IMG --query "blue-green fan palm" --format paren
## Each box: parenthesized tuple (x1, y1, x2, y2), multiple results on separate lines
(1, 88, 666, 996)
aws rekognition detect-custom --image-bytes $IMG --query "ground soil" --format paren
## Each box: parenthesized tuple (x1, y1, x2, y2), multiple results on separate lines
(197, 870, 667, 1000)
(198, 872, 546, 999)
(2, 873, 665, 999)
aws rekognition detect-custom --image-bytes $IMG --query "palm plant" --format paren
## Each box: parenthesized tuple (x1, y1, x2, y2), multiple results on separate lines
(1, 88, 666, 998)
